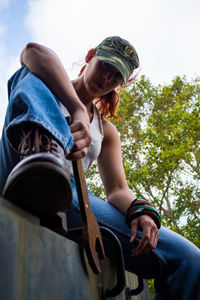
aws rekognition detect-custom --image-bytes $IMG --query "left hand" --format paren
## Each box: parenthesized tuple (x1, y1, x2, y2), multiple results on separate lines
(130, 215, 159, 256)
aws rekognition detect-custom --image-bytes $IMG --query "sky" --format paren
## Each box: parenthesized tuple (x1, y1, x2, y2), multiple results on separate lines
(0, 0, 200, 134)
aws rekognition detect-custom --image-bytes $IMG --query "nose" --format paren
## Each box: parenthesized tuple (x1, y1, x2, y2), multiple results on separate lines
(102, 71, 113, 82)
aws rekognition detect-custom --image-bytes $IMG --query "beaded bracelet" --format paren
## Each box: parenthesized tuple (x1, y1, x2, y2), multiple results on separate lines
(125, 197, 161, 229)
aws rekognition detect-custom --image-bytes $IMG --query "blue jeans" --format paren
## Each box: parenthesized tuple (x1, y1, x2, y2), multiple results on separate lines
(0, 66, 200, 300)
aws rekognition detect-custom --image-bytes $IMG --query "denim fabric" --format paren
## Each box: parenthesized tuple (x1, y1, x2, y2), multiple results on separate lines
(0, 66, 73, 192)
(67, 178, 200, 300)
(0, 66, 200, 300)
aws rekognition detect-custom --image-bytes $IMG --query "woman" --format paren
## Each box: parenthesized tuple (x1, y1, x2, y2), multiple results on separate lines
(0, 36, 200, 299)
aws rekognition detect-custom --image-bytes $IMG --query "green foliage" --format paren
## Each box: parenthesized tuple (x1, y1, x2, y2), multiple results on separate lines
(86, 75, 200, 249)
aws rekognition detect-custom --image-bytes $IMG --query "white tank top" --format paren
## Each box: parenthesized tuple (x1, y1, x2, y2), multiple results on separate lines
(60, 102, 104, 175)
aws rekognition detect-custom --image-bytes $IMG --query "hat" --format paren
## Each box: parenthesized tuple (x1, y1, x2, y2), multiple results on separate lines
(96, 36, 139, 83)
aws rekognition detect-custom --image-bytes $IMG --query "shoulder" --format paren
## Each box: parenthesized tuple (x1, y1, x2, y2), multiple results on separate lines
(102, 118, 120, 145)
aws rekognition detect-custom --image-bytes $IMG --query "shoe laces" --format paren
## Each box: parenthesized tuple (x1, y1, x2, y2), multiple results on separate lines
(18, 127, 62, 157)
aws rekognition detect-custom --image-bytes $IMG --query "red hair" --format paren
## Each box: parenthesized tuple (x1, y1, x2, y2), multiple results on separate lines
(94, 90, 119, 119)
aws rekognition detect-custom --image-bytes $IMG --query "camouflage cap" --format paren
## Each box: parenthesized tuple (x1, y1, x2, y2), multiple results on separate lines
(96, 36, 139, 83)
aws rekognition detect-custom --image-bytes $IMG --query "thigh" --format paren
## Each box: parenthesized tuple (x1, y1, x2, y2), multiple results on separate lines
(67, 178, 200, 279)
(67, 178, 166, 279)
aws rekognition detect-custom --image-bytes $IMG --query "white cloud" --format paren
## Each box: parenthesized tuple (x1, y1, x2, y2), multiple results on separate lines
(1, 0, 200, 134)
(25, 0, 200, 84)
(140, 0, 200, 83)
(25, 0, 161, 78)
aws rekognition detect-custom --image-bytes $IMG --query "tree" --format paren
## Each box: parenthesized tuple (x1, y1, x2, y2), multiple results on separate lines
(86, 75, 200, 247)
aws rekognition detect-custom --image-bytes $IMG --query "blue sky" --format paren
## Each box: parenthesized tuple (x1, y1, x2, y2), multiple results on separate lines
(0, 0, 200, 134)
(0, 0, 30, 56)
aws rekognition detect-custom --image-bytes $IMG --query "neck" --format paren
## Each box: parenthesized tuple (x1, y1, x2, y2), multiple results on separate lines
(72, 76, 94, 112)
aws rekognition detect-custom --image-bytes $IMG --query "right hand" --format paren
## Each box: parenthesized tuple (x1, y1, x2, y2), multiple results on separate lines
(67, 109, 92, 160)
(130, 215, 159, 256)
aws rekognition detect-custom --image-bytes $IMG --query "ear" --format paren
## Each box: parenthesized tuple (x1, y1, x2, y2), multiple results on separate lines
(85, 48, 97, 63)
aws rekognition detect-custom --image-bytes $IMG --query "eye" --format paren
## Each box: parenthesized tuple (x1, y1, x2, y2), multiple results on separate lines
(100, 61, 123, 83)
(115, 72, 123, 82)
(101, 61, 112, 71)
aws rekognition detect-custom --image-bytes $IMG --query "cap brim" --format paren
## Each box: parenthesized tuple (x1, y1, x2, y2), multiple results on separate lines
(96, 48, 131, 83)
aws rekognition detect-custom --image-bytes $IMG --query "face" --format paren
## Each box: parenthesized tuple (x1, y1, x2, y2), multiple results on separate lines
(83, 56, 123, 97)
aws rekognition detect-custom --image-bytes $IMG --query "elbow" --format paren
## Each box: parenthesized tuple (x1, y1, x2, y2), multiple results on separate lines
(24, 42, 44, 51)
(20, 42, 48, 67)
(25, 42, 46, 52)
(22, 42, 46, 57)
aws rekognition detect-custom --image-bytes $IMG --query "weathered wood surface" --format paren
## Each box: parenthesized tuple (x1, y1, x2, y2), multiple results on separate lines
(0, 198, 150, 300)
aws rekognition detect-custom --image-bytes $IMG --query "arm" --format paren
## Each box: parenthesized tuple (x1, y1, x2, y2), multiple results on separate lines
(98, 120, 159, 255)
(20, 43, 91, 159)
(20, 43, 86, 117)
(97, 119, 136, 213)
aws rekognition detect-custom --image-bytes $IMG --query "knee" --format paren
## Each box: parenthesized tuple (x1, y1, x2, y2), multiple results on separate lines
(175, 241, 200, 278)
(185, 246, 200, 270)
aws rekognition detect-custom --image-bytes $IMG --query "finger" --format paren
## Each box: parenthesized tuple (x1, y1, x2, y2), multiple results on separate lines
(72, 137, 92, 153)
(70, 120, 90, 134)
(130, 219, 139, 243)
(132, 226, 151, 256)
(133, 225, 158, 256)
(67, 146, 90, 160)
(148, 224, 158, 250)
(70, 121, 92, 152)
(71, 130, 86, 141)
(70, 128, 91, 144)
(72, 131, 92, 146)
(152, 229, 159, 249)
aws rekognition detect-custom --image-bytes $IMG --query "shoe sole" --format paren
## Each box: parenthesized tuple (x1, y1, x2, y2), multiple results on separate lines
(2, 161, 72, 215)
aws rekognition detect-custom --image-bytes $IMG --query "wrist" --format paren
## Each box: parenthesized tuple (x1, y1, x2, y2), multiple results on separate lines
(125, 197, 161, 229)
(69, 103, 87, 116)
(66, 104, 88, 123)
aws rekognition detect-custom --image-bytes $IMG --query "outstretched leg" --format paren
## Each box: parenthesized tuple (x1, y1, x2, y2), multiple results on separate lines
(67, 178, 200, 300)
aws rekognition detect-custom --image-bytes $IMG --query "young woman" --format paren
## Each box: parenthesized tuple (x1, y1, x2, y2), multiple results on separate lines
(0, 36, 199, 299)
